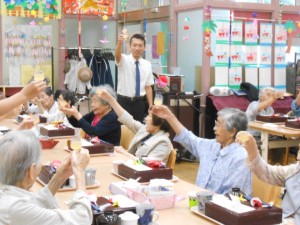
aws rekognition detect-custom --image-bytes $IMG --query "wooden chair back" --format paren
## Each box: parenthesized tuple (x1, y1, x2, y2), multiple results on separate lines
(252, 173, 282, 207)
(167, 149, 177, 169)
(120, 125, 135, 149)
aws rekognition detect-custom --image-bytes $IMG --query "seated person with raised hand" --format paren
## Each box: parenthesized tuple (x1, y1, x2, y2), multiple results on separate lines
(97, 89, 172, 164)
(0, 80, 46, 117)
(60, 85, 121, 145)
(291, 91, 300, 117)
(0, 130, 92, 225)
(151, 105, 252, 195)
(246, 87, 284, 136)
(25, 87, 64, 123)
(236, 131, 300, 225)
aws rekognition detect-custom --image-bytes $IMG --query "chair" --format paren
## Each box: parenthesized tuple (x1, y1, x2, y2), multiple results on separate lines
(167, 149, 177, 169)
(252, 174, 282, 207)
(120, 125, 135, 149)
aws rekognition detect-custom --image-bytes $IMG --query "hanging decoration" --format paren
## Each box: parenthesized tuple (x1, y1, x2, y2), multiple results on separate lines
(100, 24, 110, 44)
(63, 0, 114, 16)
(278, 0, 283, 24)
(3, 0, 60, 18)
(143, 0, 147, 38)
(121, 0, 128, 40)
(251, 12, 259, 39)
(182, 15, 190, 40)
(202, 5, 215, 56)
(285, 20, 295, 53)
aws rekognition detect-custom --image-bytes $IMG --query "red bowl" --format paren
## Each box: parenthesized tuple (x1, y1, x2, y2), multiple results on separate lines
(40, 139, 59, 149)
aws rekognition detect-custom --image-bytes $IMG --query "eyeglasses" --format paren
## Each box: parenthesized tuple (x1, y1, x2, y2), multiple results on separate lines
(214, 120, 225, 128)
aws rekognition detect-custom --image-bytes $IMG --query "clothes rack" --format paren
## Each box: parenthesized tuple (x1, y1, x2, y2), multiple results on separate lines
(51, 46, 117, 92)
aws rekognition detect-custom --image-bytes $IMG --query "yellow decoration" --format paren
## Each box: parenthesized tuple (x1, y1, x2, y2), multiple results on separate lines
(103, 15, 108, 21)
(298, 22, 300, 28)
(38, 22, 43, 25)
(44, 17, 49, 22)
(288, 28, 293, 34)
(30, 10, 36, 16)
(21, 64, 52, 86)
(206, 27, 210, 33)
(157, 32, 165, 55)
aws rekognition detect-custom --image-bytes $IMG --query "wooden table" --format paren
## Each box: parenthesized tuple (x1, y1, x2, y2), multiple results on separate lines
(249, 121, 300, 164)
(0, 118, 217, 225)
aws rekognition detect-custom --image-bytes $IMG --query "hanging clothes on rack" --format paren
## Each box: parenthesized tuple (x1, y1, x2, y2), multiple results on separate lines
(89, 51, 114, 88)
(64, 49, 92, 94)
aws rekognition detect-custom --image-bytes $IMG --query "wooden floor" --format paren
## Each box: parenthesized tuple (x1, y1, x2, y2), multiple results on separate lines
(173, 160, 199, 184)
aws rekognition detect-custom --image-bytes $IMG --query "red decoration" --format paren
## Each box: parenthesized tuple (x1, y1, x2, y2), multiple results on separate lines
(184, 25, 189, 30)
(63, 0, 114, 16)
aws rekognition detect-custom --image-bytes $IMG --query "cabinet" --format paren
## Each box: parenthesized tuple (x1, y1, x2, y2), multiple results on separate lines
(163, 92, 201, 161)
(0, 86, 23, 97)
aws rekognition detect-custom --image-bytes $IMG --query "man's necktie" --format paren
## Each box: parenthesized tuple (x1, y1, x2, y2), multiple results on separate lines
(135, 61, 140, 96)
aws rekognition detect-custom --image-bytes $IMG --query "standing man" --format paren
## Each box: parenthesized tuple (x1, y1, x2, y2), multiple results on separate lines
(115, 33, 154, 123)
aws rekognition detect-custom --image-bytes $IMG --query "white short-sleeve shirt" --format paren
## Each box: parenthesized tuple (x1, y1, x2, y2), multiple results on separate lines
(116, 54, 154, 97)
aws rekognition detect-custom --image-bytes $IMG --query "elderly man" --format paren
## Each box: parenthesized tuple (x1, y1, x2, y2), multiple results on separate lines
(0, 130, 92, 225)
(152, 105, 252, 195)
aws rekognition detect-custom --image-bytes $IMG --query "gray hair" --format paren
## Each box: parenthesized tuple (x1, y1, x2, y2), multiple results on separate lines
(89, 85, 116, 106)
(0, 130, 41, 185)
(217, 108, 248, 134)
(259, 87, 275, 99)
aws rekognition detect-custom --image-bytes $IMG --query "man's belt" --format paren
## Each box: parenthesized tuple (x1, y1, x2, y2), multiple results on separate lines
(117, 94, 145, 102)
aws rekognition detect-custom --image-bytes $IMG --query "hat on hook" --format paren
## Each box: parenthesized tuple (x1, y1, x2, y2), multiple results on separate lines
(63, 59, 71, 74)
(77, 66, 93, 83)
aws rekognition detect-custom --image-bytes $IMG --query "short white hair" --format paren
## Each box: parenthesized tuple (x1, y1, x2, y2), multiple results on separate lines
(259, 87, 275, 99)
(0, 130, 41, 185)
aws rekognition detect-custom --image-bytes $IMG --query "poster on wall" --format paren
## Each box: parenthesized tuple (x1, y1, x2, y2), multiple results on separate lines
(4, 25, 52, 85)
(260, 23, 272, 45)
(244, 46, 257, 65)
(274, 46, 286, 65)
(245, 22, 258, 45)
(215, 44, 229, 66)
(63, 0, 114, 16)
(229, 66, 242, 89)
(275, 24, 287, 45)
(215, 20, 230, 44)
(260, 46, 272, 65)
(231, 21, 243, 44)
(230, 45, 243, 65)
(1, 0, 61, 18)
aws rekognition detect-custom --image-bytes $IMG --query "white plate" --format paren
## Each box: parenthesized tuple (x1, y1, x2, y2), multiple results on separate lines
(190, 206, 223, 225)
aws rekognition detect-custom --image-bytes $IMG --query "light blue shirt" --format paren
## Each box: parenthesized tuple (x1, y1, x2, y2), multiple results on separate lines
(291, 100, 300, 117)
(174, 128, 252, 196)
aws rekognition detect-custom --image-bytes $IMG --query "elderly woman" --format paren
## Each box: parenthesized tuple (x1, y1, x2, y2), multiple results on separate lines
(236, 131, 300, 225)
(60, 85, 121, 145)
(0, 130, 92, 225)
(246, 87, 283, 136)
(26, 87, 64, 123)
(151, 105, 252, 195)
(98, 89, 172, 164)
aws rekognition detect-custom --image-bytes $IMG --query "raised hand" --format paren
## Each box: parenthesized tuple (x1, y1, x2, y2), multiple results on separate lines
(21, 80, 46, 100)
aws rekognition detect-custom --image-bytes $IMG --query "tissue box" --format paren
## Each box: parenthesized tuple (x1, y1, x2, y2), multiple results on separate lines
(117, 163, 172, 183)
(127, 188, 178, 210)
(205, 201, 282, 225)
(40, 124, 75, 137)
